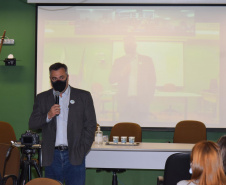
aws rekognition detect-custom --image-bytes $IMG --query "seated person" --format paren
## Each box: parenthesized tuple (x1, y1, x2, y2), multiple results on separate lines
(217, 135, 226, 173)
(177, 140, 226, 185)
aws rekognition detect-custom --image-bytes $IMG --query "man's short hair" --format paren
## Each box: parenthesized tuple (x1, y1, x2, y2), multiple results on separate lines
(49, 62, 68, 75)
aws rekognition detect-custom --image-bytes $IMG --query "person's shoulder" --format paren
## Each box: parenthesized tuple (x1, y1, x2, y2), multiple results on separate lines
(138, 54, 152, 61)
(114, 55, 128, 63)
(70, 87, 91, 95)
(177, 180, 190, 185)
(177, 180, 198, 185)
(36, 89, 52, 98)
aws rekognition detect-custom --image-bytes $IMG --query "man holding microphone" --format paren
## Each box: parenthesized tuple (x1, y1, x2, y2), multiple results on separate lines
(29, 62, 97, 185)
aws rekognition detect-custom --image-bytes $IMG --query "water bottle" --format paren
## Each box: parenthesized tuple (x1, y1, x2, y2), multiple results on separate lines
(95, 126, 103, 145)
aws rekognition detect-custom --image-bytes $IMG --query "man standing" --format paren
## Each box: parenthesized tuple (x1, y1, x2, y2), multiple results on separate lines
(109, 36, 156, 123)
(29, 63, 96, 185)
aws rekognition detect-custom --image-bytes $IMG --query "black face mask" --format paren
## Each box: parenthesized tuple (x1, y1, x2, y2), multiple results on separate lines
(51, 78, 67, 92)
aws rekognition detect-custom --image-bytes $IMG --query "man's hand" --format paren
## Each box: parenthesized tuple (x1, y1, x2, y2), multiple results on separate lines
(48, 104, 61, 119)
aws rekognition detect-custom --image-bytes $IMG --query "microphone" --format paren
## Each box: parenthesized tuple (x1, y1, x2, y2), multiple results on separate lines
(55, 91, 60, 104)
(54, 91, 60, 116)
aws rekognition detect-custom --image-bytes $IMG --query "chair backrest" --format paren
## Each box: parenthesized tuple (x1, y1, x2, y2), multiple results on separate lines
(173, 120, 207, 144)
(109, 122, 142, 142)
(163, 153, 191, 185)
(25, 178, 63, 185)
(0, 143, 20, 185)
(0, 121, 16, 144)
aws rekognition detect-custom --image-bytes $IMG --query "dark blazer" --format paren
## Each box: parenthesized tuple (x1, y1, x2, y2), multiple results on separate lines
(29, 86, 97, 166)
(109, 54, 156, 101)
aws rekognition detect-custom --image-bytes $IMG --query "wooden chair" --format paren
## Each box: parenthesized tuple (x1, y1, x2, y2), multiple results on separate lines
(25, 178, 62, 185)
(173, 120, 206, 144)
(0, 121, 16, 144)
(99, 122, 142, 185)
(0, 143, 20, 185)
(109, 122, 142, 142)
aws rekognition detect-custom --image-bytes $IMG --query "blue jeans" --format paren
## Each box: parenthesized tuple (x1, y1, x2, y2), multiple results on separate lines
(45, 149, 86, 185)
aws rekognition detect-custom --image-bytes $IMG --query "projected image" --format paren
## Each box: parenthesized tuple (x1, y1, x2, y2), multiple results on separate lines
(109, 36, 156, 123)
(37, 6, 225, 128)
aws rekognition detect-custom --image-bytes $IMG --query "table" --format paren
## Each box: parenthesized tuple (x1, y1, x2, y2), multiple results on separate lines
(86, 142, 194, 170)
(155, 91, 201, 119)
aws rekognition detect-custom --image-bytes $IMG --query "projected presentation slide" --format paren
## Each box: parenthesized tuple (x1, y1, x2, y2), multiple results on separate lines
(37, 5, 226, 128)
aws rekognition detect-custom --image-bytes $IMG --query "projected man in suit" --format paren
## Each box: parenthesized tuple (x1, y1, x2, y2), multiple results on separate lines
(109, 36, 156, 123)
(29, 63, 96, 185)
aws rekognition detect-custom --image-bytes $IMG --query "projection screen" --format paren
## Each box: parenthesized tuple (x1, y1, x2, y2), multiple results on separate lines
(36, 5, 226, 128)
